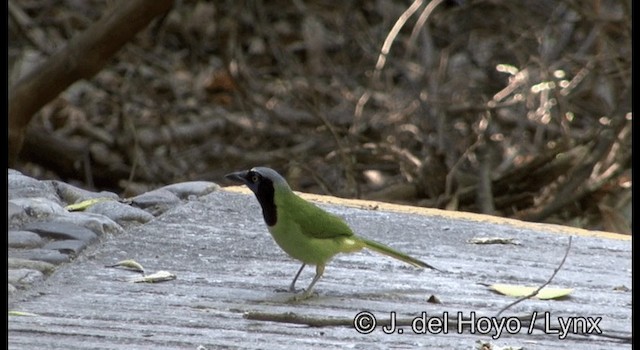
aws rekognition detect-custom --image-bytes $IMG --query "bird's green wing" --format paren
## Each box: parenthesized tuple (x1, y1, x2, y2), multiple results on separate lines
(285, 193, 355, 239)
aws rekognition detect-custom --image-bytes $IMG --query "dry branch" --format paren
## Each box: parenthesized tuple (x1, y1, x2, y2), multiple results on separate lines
(9, 0, 175, 166)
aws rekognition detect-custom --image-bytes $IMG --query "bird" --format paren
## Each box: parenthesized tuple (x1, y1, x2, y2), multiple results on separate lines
(225, 167, 440, 300)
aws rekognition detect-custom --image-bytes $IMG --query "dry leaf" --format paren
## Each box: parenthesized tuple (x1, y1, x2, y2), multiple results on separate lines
(105, 259, 146, 274)
(129, 271, 176, 283)
(65, 197, 114, 211)
(489, 283, 573, 300)
(8, 311, 40, 317)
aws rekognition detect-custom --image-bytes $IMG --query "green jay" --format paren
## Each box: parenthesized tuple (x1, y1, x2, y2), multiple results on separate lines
(225, 167, 439, 299)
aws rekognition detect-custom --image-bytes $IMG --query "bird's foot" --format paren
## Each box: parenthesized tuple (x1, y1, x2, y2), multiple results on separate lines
(287, 290, 318, 303)
(274, 287, 303, 293)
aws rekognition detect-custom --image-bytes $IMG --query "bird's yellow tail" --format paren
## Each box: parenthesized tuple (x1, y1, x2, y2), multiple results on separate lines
(361, 238, 441, 271)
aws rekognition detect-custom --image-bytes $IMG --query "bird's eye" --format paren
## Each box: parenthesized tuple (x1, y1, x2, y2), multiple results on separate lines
(251, 175, 259, 183)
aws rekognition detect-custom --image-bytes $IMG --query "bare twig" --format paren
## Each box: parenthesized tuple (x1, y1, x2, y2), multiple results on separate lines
(495, 235, 573, 318)
(244, 311, 472, 330)
(244, 311, 351, 327)
(408, 0, 445, 51)
(353, 0, 425, 134)
(372, 0, 425, 83)
(244, 308, 631, 342)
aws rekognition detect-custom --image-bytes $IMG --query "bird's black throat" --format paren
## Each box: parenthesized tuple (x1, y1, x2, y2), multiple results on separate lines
(254, 177, 277, 226)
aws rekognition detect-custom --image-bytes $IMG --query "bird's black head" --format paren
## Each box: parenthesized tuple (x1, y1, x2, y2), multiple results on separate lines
(225, 167, 289, 226)
(225, 169, 263, 194)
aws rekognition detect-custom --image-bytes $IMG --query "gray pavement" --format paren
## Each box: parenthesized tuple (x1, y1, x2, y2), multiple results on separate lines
(8, 184, 632, 349)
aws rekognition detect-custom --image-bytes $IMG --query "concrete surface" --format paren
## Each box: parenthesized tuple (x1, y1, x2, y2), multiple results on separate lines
(8, 188, 632, 349)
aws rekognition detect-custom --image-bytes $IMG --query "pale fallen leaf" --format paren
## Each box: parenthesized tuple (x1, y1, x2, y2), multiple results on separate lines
(65, 197, 114, 211)
(489, 283, 573, 300)
(9, 311, 40, 317)
(105, 259, 146, 274)
(128, 271, 176, 283)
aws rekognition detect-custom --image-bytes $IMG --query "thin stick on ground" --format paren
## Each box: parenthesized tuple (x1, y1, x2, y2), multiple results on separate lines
(495, 235, 573, 318)
(243, 308, 631, 342)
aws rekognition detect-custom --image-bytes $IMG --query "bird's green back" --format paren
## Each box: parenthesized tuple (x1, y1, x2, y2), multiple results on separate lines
(275, 189, 355, 240)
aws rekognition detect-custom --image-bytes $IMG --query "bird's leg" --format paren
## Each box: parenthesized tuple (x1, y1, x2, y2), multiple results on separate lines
(288, 264, 325, 302)
(289, 263, 306, 292)
(300, 264, 325, 299)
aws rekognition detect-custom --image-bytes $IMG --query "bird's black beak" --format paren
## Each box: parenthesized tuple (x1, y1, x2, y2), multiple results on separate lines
(225, 170, 249, 185)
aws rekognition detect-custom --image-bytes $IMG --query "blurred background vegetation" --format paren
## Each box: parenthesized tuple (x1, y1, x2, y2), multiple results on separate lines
(8, 0, 631, 234)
